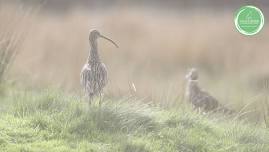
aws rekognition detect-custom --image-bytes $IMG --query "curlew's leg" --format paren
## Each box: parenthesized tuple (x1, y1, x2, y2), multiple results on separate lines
(99, 92, 103, 107)
(88, 95, 93, 107)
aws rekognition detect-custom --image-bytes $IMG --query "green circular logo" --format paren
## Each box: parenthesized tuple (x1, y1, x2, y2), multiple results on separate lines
(234, 6, 264, 35)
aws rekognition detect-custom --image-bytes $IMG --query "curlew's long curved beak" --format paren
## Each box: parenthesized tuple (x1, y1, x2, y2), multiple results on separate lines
(99, 34, 119, 48)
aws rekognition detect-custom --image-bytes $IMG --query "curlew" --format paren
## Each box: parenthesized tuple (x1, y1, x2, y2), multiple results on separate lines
(185, 68, 220, 112)
(80, 29, 118, 106)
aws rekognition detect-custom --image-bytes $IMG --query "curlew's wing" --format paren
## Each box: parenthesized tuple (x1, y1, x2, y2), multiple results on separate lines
(80, 64, 92, 92)
(98, 63, 108, 89)
(80, 63, 108, 96)
(199, 90, 219, 110)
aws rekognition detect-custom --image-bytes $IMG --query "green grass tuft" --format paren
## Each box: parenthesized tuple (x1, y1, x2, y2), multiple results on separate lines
(0, 88, 269, 151)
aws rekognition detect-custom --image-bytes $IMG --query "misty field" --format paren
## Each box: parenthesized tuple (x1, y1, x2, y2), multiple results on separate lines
(1, 1, 269, 152)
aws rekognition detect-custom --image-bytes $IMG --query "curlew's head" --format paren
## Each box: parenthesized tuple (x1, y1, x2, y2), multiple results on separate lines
(89, 29, 119, 48)
(185, 68, 199, 80)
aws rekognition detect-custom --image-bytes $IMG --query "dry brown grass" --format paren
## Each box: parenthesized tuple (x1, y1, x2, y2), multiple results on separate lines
(0, 3, 36, 82)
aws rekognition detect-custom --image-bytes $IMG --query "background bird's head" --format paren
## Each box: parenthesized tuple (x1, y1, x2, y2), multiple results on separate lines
(89, 29, 119, 48)
(185, 68, 199, 80)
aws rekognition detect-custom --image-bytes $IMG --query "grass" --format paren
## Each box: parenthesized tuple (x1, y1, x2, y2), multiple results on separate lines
(0, 86, 269, 152)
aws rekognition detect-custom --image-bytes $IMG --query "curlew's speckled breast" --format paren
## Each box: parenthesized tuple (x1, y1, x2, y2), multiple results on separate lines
(80, 62, 108, 97)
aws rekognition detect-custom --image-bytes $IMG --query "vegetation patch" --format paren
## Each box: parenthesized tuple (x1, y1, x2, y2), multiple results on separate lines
(0, 89, 268, 151)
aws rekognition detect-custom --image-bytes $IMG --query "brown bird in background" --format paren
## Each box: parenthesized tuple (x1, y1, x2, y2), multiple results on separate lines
(185, 68, 233, 113)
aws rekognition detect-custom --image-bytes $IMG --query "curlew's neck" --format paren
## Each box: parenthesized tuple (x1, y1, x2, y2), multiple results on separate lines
(88, 38, 100, 63)
(186, 80, 201, 96)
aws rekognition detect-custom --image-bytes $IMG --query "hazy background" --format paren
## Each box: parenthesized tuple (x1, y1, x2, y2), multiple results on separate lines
(2, 0, 269, 110)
